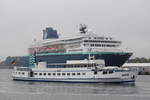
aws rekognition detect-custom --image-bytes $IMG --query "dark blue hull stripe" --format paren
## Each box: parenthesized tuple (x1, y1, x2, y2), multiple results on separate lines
(13, 77, 135, 83)
(29, 52, 132, 66)
(35, 52, 132, 56)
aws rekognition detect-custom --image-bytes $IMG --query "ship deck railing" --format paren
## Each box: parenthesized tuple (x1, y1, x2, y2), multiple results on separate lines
(14, 67, 31, 71)
(47, 63, 97, 68)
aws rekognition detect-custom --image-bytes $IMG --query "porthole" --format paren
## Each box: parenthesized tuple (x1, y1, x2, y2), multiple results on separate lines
(34, 73, 37, 75)
(57, 73, 60, 76)
(39, 73, 42, 75)
(62, 73, 66, 76)
(82, 73, 86, 75)
(72, 73, 75, 75)
(48, 73, 51, 76)
(44, 73, 46, 76)
(77, 73, 80, 75)
(67, 73, 70, 76)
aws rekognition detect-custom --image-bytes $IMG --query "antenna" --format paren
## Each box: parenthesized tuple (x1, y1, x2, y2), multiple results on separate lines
(79, 24, 88, 34)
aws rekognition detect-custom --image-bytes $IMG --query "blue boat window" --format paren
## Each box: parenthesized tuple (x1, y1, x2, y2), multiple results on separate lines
(57, 73, 60, 76)
(72, 73, 75, 75)
(109, 70, 114, 74)
(74, 65, 78, 67)
(67, 73, 70, 76)
(48, 73, 51, 76)
(44, 73, 46, 76)
(77, 73, 80, 75)
(82, 73, 86, 75)
(103, 71, 107, 74)
(62, 73, 66, 76)
(39, 73, 42, 75)
(34, 73, 37, 75)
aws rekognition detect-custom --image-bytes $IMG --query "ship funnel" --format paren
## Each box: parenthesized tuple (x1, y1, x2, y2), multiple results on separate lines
(43, 27, 59, 40)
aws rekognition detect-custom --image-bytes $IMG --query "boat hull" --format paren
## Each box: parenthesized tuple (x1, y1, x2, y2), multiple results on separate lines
(12, 77, 136, 84)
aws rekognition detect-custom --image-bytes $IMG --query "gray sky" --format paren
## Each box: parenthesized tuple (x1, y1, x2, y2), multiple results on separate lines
(0, 0, 150, 60)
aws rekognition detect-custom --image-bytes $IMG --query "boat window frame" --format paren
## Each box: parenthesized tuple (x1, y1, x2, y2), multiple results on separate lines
(62, 73, 66, 76)
(34, 73, 37, 75)
(77, 73, 80, 75)
(48, 73, 51, 76)
(57, 73, 61, 76)
(82, 73, 86, 75)
(72, 73, 75, 76)
(67, 73, 70, 76)
(39, 73, 42, 76)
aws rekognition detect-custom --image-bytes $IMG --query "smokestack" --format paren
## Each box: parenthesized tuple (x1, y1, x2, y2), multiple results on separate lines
(43, 27, 59, 40)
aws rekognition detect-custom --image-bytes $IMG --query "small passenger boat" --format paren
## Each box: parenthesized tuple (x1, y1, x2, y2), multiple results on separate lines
(12, 59, 138, 83)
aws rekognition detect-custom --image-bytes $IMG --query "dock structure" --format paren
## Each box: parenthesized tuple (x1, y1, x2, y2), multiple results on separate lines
(123, 63, 150, 75)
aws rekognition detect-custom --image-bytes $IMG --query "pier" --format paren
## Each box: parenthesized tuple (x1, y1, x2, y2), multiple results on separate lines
(123, 63, 150, 75)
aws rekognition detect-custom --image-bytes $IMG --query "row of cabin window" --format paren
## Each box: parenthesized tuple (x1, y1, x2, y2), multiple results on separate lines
(84, 44, 116, 47)
(16, 72, 25, 75)
(34, 72, 86, 76)
(48, 64, 96, 68)
(88, 37, 112, 40)
(102, 70, 114, 74)
(16, 68, 30, 71)
(84, 40, 120, 43)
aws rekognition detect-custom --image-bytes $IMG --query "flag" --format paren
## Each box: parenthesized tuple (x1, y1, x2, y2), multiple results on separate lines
(11, 60, 16, 65)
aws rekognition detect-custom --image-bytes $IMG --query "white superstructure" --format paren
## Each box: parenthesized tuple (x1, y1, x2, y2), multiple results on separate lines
(29, 33, 124, 54)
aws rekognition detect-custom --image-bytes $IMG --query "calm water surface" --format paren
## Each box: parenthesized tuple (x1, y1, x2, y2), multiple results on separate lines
(0, 69, 150, 100)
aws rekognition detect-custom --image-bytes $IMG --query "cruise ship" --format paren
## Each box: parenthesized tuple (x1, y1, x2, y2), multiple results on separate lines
(28, 25, 132, 67)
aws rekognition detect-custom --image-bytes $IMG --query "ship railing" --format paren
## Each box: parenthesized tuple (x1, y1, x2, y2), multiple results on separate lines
(47, 63, 97, 68)
(99, 66, 137, 73)
(92, 48, 132, 53)
(14, 67, 31, 71)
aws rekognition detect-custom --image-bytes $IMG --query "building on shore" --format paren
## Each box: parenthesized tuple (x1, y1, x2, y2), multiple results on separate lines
(123, 63, 150, 75)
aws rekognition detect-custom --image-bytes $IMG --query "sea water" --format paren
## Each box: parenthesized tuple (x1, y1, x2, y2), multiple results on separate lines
(0, 69, 150, 100)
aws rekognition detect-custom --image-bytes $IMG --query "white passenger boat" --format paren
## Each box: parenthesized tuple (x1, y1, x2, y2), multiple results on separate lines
(12, 59, 138, 83)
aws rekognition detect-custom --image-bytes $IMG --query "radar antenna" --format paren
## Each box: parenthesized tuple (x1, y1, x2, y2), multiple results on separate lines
(79, 24, 88, 34)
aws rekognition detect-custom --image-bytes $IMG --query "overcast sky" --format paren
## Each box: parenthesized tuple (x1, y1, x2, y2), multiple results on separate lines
(0, 0, 150, 60)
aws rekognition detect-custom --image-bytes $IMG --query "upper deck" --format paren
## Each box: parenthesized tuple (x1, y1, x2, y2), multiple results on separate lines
(28, 33, 125, 55)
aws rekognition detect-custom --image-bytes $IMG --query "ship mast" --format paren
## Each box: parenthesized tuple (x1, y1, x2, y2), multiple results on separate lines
(79, 24, 88, 34)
